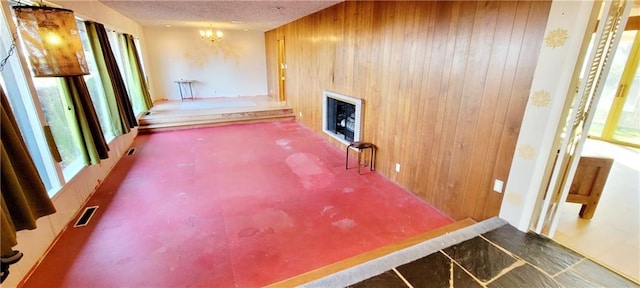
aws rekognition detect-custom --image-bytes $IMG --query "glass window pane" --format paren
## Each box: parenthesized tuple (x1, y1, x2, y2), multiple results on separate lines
(613, 62, 640, 144)
(589, 31, 637, 137)
(107, 29, 129, 92)
(32, 77, 83, 174)
(77, 20, 116, 141)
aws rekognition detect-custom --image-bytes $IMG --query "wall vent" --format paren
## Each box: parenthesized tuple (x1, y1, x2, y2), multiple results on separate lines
(127, 148, 136, 156)
(74, 206, 98, 227)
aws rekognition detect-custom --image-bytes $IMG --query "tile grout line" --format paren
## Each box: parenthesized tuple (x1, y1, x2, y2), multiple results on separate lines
(477, 233, 531, 282)
(478, 234, 524, 260)
(439, 250, 488, 288)
(551, 257, 586, 278)
(479, 234, 568, 285)
(449, 261, 455, 288)
(484, 259, 527, 285)
(392, 267, 414, 288)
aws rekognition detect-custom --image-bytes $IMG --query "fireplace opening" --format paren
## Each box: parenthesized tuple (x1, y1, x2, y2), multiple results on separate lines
(322, 91, 363, 145)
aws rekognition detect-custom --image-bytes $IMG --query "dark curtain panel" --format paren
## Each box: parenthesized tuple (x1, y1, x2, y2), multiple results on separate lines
(1, 87, 56, 256)
(123, 34, 153, 112)
(84, 21, 137, 134)
(61, 76, 110, 165)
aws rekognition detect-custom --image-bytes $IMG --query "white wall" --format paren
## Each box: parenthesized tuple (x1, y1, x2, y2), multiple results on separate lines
(499, 1, 597, 231)
(143, 26, 268, 100)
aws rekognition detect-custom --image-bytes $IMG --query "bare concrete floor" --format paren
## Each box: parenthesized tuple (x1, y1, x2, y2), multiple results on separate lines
(554, 139, 640, 282)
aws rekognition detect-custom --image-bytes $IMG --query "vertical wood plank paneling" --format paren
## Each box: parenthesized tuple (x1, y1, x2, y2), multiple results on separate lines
(434, 1, 475, 217)
(401, 3, 427, 187)
(376, 1, 398, 179)
(465, 1, 518, 220)
(390, 1, 413, 184)
(472, 1, 530, 219)
(418, 2, 450, 202)
(484, 1, 551, 218)
(363, 2, 385, 160)
(455, 1, 500, 219)
(264, 1, 551, 221)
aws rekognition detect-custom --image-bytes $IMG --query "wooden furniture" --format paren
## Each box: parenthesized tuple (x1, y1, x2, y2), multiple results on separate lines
(346, 142, 375, 175)
(566, 156, 614, 219)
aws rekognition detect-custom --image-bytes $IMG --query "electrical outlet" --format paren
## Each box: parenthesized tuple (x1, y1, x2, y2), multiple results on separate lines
(395, 163, 401, 173)
(493, 179, 504, 193)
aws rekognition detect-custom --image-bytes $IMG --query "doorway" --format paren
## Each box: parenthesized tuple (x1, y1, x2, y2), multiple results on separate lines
(552, 8, 640, 283)
(589, 30, 640, 147)
(553, 139, 639, 282)
(524, 0, 640, 282)
(277, 38, 286, 102)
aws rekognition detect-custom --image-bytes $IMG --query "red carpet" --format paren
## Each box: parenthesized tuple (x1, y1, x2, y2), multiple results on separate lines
(23, 121, 453, 288)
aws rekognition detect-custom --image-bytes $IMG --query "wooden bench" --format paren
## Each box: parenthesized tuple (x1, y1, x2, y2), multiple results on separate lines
(566, 156, 614, 219)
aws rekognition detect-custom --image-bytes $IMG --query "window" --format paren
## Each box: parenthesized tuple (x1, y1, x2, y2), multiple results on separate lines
(77, 20, 117, 141)
(107, 29, 129, 92)
(1, 5, 61, 192)
(19, 18, 119, 180)
(108, 31, 149, 116)
(31, 77, 84, 179)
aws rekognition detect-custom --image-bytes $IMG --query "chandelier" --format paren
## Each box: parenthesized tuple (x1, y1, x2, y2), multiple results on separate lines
(199, 26, 224, 42)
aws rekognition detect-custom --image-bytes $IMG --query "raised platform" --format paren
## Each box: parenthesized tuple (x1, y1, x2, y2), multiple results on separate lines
(138, 97, 295, 132)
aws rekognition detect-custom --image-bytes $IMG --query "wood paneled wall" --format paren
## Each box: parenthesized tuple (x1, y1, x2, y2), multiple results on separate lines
(265, 1, 551, 221)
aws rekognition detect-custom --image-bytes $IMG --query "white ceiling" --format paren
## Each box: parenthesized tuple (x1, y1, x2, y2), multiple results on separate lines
(98, 0, 343, 32)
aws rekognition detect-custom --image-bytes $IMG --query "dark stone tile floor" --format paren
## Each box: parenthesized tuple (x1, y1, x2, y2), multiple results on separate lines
(349, 224, 638, 288)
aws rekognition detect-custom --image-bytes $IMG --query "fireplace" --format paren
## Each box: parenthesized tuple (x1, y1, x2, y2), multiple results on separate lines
(322, 91, 363, 145)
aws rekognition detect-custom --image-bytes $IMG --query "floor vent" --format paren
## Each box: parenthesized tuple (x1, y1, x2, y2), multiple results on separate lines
(74, 206, 98, 227)
(127, 148, 136, 156)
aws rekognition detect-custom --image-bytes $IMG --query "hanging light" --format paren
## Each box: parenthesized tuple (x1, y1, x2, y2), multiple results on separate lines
(13, 6, 89, 77)
(199, 26, 223, 42)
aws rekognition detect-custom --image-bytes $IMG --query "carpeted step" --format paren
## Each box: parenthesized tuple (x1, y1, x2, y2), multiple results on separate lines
(138, 107, 295, 132)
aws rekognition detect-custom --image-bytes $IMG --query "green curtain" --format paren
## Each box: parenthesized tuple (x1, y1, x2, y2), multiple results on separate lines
(122, 34, 152, 114)
(60, 76, 110, 165)
(1, 86, 56, 256)
(84, 21, 137, 135)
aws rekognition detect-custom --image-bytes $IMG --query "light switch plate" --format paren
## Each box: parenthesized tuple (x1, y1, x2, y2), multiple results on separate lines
(493, 179, 504, 193)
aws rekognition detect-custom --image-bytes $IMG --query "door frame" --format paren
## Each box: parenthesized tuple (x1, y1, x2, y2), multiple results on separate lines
(277, 37, 286, 102)
(497, 0, 633, 235)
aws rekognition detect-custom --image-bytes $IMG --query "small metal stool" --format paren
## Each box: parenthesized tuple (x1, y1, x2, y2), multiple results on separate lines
(346, 142, 375, 174)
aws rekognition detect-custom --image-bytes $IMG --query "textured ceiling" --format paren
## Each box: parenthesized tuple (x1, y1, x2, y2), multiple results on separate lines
(98, 0, 343, 32)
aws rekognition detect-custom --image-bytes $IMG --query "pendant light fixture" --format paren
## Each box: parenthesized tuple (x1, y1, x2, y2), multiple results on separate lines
(13, 5, 89, 77)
